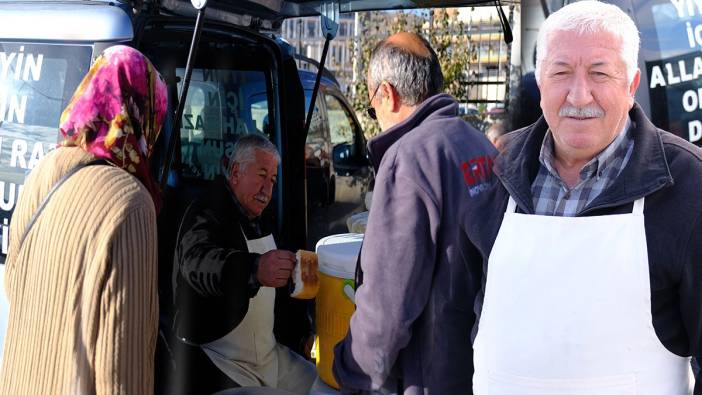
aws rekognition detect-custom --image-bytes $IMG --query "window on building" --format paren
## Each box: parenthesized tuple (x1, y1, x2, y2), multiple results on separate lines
(307, 20, 316, 37)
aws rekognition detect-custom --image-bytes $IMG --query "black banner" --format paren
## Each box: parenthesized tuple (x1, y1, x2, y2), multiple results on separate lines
(646, 50, 702, 145)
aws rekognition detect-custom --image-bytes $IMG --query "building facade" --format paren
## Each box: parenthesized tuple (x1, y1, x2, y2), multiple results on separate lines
(280, 5, 519, 122)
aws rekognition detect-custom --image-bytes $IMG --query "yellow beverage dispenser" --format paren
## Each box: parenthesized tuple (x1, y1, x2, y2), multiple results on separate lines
(314, 233, 362, 389)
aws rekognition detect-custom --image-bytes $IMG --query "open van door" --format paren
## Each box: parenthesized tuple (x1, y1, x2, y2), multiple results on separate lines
(154, 0, 513, 249)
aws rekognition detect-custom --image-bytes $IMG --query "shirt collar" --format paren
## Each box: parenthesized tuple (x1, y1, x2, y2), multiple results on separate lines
(539, 117, 632, 186)
(366, 93, 457, 171)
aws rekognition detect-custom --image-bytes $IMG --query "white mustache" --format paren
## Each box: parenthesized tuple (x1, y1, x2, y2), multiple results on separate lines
(559, 105, 604, 118)
(254, 193, 269, 204)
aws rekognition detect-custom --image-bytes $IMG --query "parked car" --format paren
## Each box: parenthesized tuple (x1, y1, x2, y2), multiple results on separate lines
(298, 66, 374, 249)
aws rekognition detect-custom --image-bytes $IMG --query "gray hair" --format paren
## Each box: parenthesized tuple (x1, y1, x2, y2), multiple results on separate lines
(228, 133, 280, 175)
(486, 121, 506, 141)
(535, 0, 640, 85)
(368, 34, 444, 106)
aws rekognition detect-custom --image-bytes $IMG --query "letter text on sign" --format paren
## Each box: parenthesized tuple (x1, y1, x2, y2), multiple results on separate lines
(0, 182, 16, 212)
(683, 89, 700, 112)
(10, 139, 27, 169)
(0, 47, 44, 82)
(689, 120, 702, 142)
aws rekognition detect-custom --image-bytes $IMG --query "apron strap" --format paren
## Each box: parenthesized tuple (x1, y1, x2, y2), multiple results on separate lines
(238, 224, 248, 242)
(506, 196, 518, 214)
(632, 197, 645, 215)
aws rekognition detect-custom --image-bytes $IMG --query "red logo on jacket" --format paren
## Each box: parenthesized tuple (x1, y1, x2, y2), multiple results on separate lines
(462, 156, 494, 186)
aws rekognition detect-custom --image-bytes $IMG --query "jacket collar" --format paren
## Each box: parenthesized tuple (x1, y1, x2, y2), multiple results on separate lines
(209, 176, 262, 232)
(366, 93, 458, 172)
(496, 103, 673, 214)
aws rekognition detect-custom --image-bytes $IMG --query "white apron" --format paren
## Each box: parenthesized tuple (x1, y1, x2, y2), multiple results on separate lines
(473, 197, 693, 394)
(202, 229, 317, 393)
(203, 230, 279, 387)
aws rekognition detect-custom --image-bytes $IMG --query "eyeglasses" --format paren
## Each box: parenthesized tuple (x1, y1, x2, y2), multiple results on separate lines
(365, 83, 381, 120)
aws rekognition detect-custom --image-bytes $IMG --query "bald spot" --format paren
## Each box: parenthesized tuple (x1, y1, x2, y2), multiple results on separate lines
(385, 32, 431, 58)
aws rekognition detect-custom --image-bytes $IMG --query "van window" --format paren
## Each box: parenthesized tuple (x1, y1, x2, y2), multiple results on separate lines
(0, 43, 91, 262)
(304, 89, 328, 165)
(324, 94, 357, 156)
(636, 0, 702, 144)
(177, 68, 271, 181)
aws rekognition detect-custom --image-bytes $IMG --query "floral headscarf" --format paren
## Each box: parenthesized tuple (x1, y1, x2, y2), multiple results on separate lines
(59, 45, 168, 212)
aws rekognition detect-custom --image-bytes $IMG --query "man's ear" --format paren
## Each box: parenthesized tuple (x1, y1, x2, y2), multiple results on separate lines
(627, 69, 641, 109)
(379, 81, 400, 113)
(229, 162, 240, 185)
(388, 84, 402, 112)
(629, 69, 641, 97)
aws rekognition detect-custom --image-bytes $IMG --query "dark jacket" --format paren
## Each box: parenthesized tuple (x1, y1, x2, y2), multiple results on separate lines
(333, 93, 498, 394)
(173, 177, 311, 351)
(462, 103, 702, 393)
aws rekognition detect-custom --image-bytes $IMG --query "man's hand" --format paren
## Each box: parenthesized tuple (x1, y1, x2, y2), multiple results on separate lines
(257, 249, 296, 287)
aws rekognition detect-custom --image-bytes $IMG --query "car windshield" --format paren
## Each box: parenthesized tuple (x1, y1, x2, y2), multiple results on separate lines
(0, 43, 92, 263)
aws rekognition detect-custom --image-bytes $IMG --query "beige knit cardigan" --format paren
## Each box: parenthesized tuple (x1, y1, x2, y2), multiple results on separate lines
(0, 147, 158, 394)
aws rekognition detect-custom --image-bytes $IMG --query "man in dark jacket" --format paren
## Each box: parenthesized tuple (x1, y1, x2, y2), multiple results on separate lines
(332, 32, 497, 394)
(464, 2, 700, 394)
(172, 134, 316, 395)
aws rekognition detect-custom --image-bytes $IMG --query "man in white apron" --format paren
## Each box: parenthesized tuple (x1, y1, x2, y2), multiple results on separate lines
(463, 2, 702, 394)
(173, 134, 316, 395)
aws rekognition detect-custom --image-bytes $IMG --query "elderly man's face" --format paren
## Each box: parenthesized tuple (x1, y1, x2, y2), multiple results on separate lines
(229, 148, 278, 218)
(538, 30, 640, 163)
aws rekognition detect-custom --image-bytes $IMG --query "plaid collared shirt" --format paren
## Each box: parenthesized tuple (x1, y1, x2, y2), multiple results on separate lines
(531, 119, 634, 216)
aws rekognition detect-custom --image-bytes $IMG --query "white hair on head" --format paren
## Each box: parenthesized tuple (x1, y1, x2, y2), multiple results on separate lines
(535, 0, 640, 85)
(228, 133, 280, 175)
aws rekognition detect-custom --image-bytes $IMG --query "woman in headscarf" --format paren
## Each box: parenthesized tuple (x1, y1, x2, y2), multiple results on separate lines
(0, 45, 168, 394)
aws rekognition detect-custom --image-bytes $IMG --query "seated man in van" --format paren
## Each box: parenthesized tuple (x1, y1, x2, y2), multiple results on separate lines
(172, 133, 316, 395)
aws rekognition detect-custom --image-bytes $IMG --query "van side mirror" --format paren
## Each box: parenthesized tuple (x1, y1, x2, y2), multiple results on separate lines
(332, 142, 368, 176)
